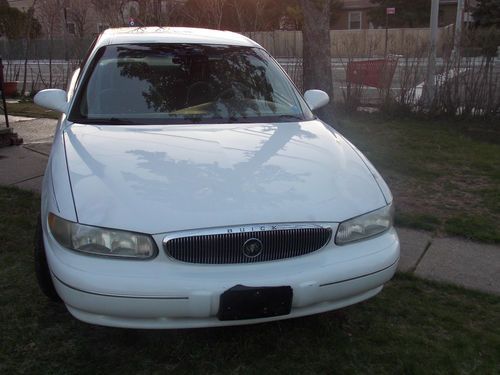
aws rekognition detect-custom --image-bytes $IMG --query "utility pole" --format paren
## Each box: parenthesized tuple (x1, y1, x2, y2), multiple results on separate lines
(384, 7, 396, 58)
(385, 10, 389, 57)
(157, 0, 162, 25)
(422, 0, 439, 109)
(452, 0, 464, 60)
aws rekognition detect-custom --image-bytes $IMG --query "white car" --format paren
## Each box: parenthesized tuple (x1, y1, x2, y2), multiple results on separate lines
(34, 27, 399, 329)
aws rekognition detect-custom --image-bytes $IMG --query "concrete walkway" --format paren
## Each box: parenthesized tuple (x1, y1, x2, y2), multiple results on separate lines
(397, 228, 500, 295)
(0, 116, 56, 190)
(1, 117, 499, 296)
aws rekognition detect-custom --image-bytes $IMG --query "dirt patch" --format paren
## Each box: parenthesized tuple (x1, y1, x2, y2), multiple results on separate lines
(386, 172, 497, 223)
(463, 127, 500, 145)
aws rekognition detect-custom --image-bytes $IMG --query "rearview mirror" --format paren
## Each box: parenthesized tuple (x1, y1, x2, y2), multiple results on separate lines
(304, 89, 330, 111)
(34, 89, 68, 114)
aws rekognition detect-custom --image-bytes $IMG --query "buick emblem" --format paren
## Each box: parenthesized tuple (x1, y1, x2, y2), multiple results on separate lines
(242, 238, 263, 258)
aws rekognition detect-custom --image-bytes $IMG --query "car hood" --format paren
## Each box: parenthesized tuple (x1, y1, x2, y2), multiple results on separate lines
(63, 120, 387, 234)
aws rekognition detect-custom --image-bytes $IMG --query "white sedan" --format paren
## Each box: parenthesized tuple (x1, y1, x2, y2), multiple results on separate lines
(34, 27, 399, 329)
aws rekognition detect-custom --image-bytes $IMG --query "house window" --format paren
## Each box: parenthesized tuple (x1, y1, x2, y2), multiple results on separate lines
(348, 11, 362, 30)
(98, 23, 110, 33)
(464, 11, 474, 23)
(66, 22, 76, 35)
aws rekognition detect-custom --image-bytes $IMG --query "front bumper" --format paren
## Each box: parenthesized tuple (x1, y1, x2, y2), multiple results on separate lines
(44, 224, 400, 329)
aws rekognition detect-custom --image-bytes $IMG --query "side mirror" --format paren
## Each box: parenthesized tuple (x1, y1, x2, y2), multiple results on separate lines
(34, 89, 68, 114)
(304, 89, 330, 111)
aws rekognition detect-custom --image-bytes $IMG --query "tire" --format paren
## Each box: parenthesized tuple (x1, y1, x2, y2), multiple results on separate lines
(34, 215, 61, 302)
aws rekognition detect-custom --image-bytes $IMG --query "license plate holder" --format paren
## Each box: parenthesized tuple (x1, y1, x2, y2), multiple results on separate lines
(218, 285, 293, 321)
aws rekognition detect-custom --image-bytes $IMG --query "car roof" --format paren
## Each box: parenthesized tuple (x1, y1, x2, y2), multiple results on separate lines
(97, 27, 261, 48)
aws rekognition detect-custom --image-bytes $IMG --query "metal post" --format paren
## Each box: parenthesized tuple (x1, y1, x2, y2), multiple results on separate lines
(0, 57, 9, 128)
(157, 0, 162, 25)
(63, 6, 69, 61)
(452, 0, 464, 60)
(62, 4, 72, 89)
(423, 0, 440, 108)
(384, 11, 388, 58)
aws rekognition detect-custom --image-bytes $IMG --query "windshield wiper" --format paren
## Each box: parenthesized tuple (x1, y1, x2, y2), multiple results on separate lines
(277, 114, 304, 121)
(77, 118, 139, 125)
(209, 116, 250, 123)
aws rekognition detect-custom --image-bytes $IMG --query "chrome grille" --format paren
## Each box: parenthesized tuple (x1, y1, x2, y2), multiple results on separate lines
(164, 227, 332, 264)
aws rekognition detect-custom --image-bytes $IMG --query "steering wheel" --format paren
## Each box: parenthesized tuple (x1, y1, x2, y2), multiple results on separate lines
(186, 81, 213, 106)
(216, 82, 251, 101)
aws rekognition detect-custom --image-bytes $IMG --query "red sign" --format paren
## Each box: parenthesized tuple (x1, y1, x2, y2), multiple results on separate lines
(386, 7, 396, 15)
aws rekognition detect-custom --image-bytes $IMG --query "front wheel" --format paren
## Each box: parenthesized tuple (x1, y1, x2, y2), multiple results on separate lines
(34, 215, 61, 302)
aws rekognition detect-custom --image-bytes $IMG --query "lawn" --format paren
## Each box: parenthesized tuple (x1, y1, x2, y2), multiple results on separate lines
(333, 112, 500, 243)
(6, 100, 59, 120)
(1, 186, 499, 374)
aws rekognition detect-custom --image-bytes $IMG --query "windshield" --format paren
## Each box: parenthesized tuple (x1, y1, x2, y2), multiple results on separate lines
(69, 44, 314, 125)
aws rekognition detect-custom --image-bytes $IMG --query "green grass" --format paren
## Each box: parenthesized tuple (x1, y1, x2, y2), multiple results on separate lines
(1, 186, 500, 374)
(445, 215, 500, 243)
(7, 99, 59, 120)
(334, 112, 500, 243)
(395, 211, 441, 232)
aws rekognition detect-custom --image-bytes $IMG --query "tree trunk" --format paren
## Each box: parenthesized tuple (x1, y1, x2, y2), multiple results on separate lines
(300, 0, 333, 101)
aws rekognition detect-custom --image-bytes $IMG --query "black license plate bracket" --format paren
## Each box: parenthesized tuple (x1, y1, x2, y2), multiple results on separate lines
(218, 285, 293, 321)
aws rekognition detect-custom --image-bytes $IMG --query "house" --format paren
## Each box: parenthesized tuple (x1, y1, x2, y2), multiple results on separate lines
(331, 0, 478, 30)
(7, 0, 480, 36)
(440, 0, 477, 26)
(7, 0, 112, 38)
(6, 0, 187, 38)
(331, 0, 378, 30)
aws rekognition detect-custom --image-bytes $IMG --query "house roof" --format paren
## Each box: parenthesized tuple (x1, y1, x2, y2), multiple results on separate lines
(98, 27, 260, 48)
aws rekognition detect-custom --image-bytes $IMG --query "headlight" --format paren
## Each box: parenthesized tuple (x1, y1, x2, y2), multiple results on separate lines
(48, 213, 157, 259)
(335, 205, 394, 245)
